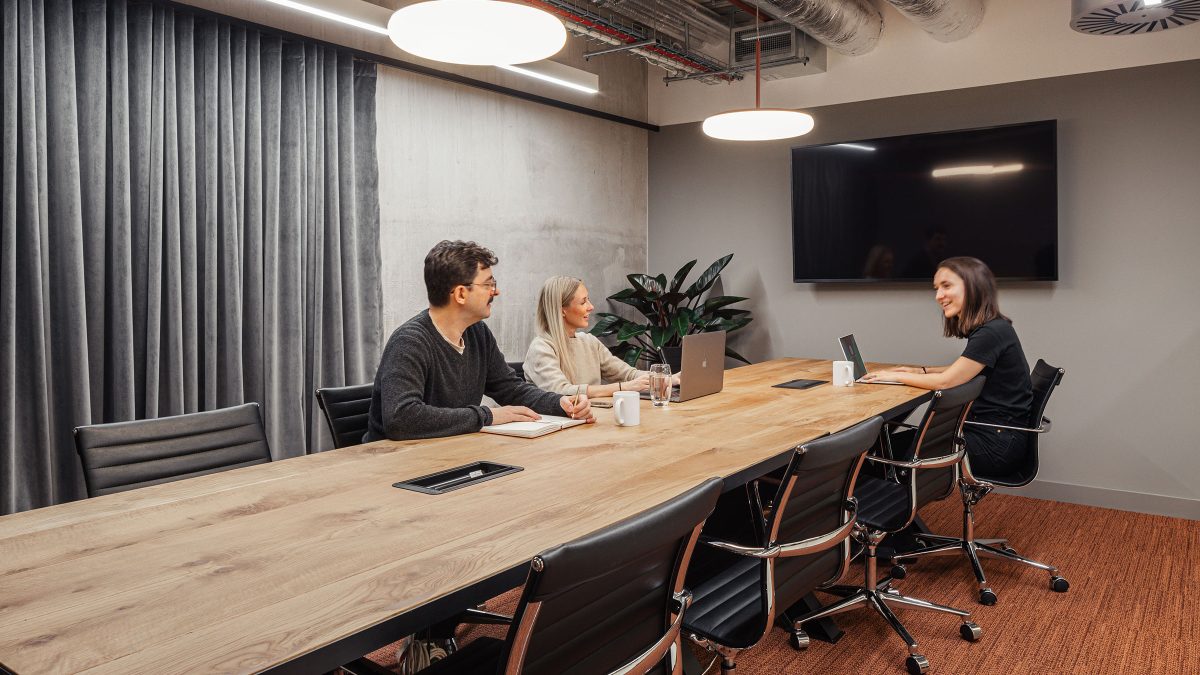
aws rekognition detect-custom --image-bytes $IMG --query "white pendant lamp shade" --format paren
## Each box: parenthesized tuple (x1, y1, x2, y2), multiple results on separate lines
(388, 0, 567, 66)
(702, 108, 815, 141)
(701, 20, 814, 142)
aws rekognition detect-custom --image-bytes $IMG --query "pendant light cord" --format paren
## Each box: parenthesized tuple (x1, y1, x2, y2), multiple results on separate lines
(754, 0, 761, 109)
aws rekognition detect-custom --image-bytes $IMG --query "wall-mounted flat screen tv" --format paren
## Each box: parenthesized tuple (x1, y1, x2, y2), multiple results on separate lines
(791, 120, 1058, 283)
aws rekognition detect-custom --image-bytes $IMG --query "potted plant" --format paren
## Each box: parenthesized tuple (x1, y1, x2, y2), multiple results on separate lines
(589, 254, 753, 369)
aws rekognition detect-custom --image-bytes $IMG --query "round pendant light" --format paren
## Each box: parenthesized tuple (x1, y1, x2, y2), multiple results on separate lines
(702, 12, 814, 142)
(702, 108, 814, 141)
(388, 0, 567, 66)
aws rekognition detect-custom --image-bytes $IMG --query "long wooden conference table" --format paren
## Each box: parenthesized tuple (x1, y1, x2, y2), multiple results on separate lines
(0, 358, 930, 675)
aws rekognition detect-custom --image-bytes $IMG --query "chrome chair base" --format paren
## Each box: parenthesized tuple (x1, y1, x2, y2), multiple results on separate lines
(892, 483, 1069, 604)
(793, 533, 980, 674)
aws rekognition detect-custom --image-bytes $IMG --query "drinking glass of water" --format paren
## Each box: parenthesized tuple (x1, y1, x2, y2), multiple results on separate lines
(649, 363, 672, 408)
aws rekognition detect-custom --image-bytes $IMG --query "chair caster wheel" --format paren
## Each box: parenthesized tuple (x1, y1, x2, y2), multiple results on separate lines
(905, 654, 930, 674)
(1050, 575, 1070, 592)
(959, 621, 982, 642)
(790, 630, 810, 651)
(890, 563, 907, 580)
(1001, 544, 1018, 555)
(979, 588, 997, 605)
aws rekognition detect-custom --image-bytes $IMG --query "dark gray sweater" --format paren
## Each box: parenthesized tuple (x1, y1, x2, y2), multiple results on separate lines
(363, 311, 564, 441)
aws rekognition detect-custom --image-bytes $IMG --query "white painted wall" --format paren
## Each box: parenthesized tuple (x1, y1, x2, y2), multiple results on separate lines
(648, 60, 1200, 518)
(649, 0, 1200, 125)
(375, 65, 648, 361)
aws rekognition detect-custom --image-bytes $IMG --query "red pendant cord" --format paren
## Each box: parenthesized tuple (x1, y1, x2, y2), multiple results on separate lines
(755, 36, 761, 109)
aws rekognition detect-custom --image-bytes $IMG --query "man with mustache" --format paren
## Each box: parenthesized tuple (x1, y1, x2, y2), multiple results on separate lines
(364, 240, 593, 442)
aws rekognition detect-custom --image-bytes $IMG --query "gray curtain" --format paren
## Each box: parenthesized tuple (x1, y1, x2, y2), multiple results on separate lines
(1, 0, 382, 514)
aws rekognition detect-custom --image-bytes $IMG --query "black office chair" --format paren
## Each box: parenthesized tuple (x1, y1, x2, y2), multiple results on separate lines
(681, 416, 883, 673)
(361, 477, 723, 675)
(892, 360, 1068, 605)
(507, 361, 526, 382)
(74, 402, 271, 497)
(792, 377, 986, 675)
(315, 383, 374, 449)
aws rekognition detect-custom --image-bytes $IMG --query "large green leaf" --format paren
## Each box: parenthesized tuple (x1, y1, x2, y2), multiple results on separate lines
(588, 313, 627, 337)
(669, 259, 697, 293)
(671, 312, 690, 340)
(607, 288, 639, 301)
(617, 323, 650, 342)
(658, 291, 688, 309)
(627, 274, 664, 296)
(685, 254, 733, 299)
(700, 295, 749, 313)
(650, 325, 677, 349)
(713, 308, 751, 320)
(721, 316, 753, 333)
(622, 346, 645, 367)
(611, 294, 656, 316)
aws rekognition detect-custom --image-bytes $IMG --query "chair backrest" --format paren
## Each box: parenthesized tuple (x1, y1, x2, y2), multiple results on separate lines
(315, 383, 374, 449)
(1009, 359, 1065, 485)
(905, 376, 986, 510)
(498, 478, 723, 675)
(769, 416, 883, 623)
(74, 403, 271, 497)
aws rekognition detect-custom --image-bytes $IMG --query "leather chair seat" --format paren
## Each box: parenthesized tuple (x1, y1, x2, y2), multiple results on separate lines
(684, 555, 764, 650)
(855, 475, 914, 533)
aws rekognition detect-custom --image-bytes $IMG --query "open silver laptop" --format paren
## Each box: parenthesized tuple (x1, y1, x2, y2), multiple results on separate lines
(641, 331, 726, 402)
(839, 334, 905, 385)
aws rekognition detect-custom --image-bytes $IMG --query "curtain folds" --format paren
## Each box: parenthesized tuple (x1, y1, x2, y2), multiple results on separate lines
(1, 0, 382, 514)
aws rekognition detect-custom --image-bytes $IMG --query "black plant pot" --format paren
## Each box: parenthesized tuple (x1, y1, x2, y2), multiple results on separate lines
(658, 346, 683, 373)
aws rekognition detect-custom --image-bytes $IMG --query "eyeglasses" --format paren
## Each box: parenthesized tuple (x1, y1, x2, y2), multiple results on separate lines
(465, 279, 499, 291)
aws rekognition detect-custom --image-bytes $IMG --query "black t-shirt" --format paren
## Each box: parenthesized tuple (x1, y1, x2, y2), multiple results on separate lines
(961, 318, 1032, 424)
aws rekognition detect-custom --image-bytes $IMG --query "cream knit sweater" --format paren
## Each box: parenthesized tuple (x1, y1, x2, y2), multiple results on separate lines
(523, 333, 644, 397)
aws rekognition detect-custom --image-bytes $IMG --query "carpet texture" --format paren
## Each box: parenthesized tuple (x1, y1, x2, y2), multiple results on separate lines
(365, 493, 1200, 673)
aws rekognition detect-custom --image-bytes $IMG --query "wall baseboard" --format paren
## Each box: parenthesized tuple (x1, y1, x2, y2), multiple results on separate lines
(997, 480, 1200, 520)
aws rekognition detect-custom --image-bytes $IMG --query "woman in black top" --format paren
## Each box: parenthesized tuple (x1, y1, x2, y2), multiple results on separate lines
(862, 257, 1033, 477)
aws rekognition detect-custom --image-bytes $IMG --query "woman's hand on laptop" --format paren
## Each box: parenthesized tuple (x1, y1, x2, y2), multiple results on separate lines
(861, 369, 903, 383)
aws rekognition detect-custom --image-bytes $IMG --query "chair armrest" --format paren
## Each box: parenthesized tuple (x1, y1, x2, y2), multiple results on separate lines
(963, 416, 1052, 434)
(884, 420, 920, 431)
(865, 450, 963, 471)
(609, 591, 691, 675)
(701, 499, 857, 559)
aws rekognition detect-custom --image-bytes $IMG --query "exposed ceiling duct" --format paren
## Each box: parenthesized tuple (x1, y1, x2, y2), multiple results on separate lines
(884, 0, 986, 42)
(758, 0, 883, 56)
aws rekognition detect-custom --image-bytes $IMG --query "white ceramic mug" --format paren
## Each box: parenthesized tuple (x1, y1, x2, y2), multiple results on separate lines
(613, 391, 641, 426)
(833, 360, 856, 387)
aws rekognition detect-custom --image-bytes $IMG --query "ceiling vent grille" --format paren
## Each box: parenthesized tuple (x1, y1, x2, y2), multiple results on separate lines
(731, 22, 804, 67)
(1070, 0, 1200, 35)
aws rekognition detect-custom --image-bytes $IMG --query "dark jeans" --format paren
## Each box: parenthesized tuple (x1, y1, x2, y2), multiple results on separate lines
(962, 425, 1027, 478)
(880, 424, 1027, 478)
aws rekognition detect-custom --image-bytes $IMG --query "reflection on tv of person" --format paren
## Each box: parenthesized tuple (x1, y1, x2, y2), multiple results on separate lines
(863, 244, 895, 279)
(902, 226, 948, 279)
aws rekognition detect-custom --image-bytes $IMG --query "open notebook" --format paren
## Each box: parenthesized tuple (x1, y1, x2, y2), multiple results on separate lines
(480, 415, 586, 439)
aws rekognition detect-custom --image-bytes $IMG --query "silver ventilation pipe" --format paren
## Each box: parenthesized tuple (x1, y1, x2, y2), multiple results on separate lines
(760, 0, 882, 56)
(884, 0, 985, 42)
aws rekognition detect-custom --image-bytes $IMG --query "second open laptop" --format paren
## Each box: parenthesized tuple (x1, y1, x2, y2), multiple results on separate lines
(839, 334, 905, 385)
(640, 331, 726, 403)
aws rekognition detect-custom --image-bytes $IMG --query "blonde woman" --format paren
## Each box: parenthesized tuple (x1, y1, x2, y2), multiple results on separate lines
(524, 277, 651, 398)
